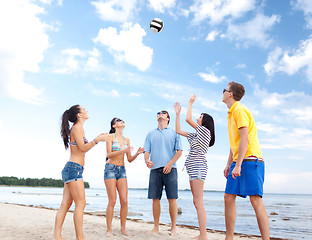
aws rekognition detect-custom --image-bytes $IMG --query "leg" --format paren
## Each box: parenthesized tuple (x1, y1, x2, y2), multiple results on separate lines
(164, 168, 178, 236)
(190, 179, 207, 240)
(224, 193, 237, 240)
(148, 168, 163, 233)
(168, 199, 178, 236)
(67, 180, 87, 240)
(53, 183, 73, 240)
(151, 199, 161, 233)
(116, 178, 129, 236)
(250, 196, 270, 240)
(104, 179, 117, 237)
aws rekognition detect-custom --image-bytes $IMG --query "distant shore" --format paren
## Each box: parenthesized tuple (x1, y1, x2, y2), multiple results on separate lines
(0, 202, 290, 240)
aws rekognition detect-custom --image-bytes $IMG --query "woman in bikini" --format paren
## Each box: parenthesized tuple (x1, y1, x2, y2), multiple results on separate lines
(53, 105, 109, 240)
(104, 117, 144, 237)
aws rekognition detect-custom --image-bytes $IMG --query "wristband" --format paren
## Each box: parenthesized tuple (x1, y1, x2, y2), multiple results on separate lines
(93, 139, 98, 144)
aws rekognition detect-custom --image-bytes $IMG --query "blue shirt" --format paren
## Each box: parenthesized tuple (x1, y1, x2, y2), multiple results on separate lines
(144, 127, 183, 170)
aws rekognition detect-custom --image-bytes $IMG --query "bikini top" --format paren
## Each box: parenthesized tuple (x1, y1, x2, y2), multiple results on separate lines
(111, 133, 127, 151)
(69, 137, 88, 146)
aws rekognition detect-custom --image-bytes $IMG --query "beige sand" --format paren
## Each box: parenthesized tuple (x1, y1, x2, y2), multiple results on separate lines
(0, 202, 282, 240)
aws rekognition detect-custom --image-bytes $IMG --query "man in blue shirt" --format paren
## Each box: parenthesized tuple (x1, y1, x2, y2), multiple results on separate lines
(144, 110, 183, 236)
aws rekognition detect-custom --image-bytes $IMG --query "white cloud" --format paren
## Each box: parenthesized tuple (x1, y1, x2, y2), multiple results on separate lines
(235, 63, 247, 69)
(253, 84, 312, 111)
(53, 48, 101, 74)
(94, 23, 153, 71)
(264, 36, 312, 83)
(197, 97, 222, 111)
(0, 0, 49, 104)
(292, 0, 312, 29)
(87, 83, 120, 97)
(140, 108, 153, 112)
(148, 0, 175, 13)
(249, 84, 312, 151)
(198, 72, 226, 83)
(283, 107, 312, 122)
(259, 125, 312, 151)
(130, 92, 141, 97)
(190, 0, 256, 24)
(265, 172, 312, 193)
(226, 13, 280, 48)
(86, 57, 100, 71)
(39, 0, 62, 6)
(206, 30, 219, 41)
(91, 0, 138, 22)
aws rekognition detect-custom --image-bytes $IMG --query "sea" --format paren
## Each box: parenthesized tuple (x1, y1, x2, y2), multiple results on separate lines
(0, 186, 311, 239)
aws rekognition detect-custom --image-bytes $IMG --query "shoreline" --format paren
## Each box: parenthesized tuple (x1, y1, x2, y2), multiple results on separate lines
(0, 201, 290, 240)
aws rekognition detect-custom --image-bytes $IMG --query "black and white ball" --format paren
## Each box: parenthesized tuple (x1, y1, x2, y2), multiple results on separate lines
(150, 18, 164, 33)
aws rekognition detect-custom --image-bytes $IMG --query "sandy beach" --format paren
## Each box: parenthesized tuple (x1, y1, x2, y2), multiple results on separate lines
(0, 202, 289, 240)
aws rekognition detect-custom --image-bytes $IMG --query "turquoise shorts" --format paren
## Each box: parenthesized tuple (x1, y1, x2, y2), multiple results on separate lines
(225, 160, 265, 198)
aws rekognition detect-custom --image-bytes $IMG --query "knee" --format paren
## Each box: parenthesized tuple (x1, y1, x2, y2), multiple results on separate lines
(193, 198, 201, 209)
(108, 197, 117, 207)
(224, 193, 235, 204)
(168, 199, 177, 206)
(75, 198, 86, 209)
(250, 196, 261, 208)
(120, 198, 128, 207)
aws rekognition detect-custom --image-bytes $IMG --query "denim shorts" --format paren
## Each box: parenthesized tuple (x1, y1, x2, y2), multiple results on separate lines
(148, 167, 178, 200)
(104, 163, 127, 180)
(62, 161, 84, 184)
(225, 160, 265, 198)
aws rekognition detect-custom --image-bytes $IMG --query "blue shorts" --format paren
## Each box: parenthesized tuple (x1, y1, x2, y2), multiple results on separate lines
(62, 161, 84, 184)
(104, 163, 127, 180)
(148, 167, 178, 200)
(225, 160, 265, 198)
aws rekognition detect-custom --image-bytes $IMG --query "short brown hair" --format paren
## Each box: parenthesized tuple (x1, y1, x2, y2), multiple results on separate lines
(228, 81, 245, 101)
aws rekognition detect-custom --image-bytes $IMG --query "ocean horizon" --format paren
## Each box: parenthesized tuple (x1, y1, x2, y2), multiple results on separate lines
(0, 186, 311, 239)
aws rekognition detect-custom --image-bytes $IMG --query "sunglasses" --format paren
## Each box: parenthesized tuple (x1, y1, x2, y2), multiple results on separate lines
(114, 118, 124, 124)
(223, 89, 231, 94)
(157, 111, 167, 115)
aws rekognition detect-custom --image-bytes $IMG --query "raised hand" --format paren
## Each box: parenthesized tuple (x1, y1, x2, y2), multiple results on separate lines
(189, 94, 196, 104)
(174, 102, 181, 114)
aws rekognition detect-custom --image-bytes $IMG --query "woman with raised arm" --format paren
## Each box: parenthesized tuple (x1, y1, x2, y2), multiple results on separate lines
(174, 95, 215, 240)
(53, 105, 109, 240)
(104, 117, 144, 237)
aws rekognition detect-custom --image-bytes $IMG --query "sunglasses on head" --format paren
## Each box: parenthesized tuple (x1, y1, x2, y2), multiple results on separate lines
(157, 111, 167, 115)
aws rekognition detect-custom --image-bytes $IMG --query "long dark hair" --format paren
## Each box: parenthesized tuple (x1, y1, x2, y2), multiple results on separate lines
(60, 105, 80, 149)
(201, 113, 215, 147)
(109, 117, 117, 134)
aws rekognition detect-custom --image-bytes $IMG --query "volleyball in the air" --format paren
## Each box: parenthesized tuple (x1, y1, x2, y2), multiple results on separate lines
(150, 18, 164, 33)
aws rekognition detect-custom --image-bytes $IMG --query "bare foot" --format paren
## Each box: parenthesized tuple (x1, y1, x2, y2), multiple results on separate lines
(77, 236, 87, 240)
(170, 228, 178, 237)
(194, 233, 208, 240)
(149, 227, 159, 234)
(106, 231, 113, 237)
(121, 229, 131, 236)
(52, 236, 65, 240)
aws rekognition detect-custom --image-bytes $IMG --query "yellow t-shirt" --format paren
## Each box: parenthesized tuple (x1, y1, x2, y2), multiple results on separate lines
(228, 101, 263, 162)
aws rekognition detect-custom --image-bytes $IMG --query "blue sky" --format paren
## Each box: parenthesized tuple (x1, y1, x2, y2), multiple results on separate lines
(0, 0, 312, 194)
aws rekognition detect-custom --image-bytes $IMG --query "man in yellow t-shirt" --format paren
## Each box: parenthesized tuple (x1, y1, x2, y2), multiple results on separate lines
(222, 81, 270, 240)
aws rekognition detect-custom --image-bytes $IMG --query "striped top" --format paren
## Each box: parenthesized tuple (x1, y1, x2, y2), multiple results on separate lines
(185, 124, 211, 180)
